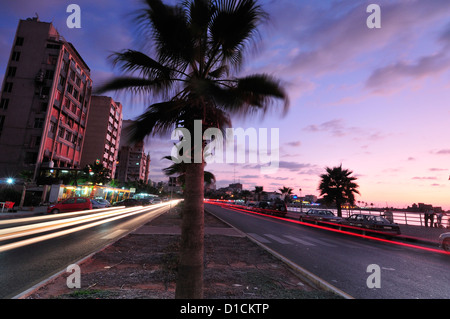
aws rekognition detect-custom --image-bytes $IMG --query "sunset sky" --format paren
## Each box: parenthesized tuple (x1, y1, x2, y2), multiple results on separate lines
(1, 0, 449, 210)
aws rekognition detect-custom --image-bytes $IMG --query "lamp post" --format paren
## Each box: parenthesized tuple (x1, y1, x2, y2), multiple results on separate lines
(299, 188, 302, 213)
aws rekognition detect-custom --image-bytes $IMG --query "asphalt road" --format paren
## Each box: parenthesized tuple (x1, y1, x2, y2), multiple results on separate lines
(0, 202, 174, 299)
(206, 203, 450, 299)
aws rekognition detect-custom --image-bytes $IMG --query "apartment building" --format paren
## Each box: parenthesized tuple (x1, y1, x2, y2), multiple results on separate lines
(80, 95, 123, 178)
(0, 17, 92, 180)
(115, 120, 150, 184)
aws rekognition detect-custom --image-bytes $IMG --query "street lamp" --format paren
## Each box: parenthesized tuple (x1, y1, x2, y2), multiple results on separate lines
(299, 188, 302, 213)
(6, 178, 14, 184)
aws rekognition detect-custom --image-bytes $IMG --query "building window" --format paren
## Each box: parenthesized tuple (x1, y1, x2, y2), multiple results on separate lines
(47, 55, 58, 65)
(49, 122, 56, 134)
(65, 131, 72, 141)
(31, 135, 42, 148)
(58, 127, 65, 138)
(11, 51, 21, 62)
(67, 83, 73, 94)
(3, 82, 13, 93)
(34, 118, 44, 129)
(0, 99, 9, 110)
(46, 43, 61, 50)
(58, 74, 66, 87)
(0, 116, 5, 131)
(7, 67, 16, 77)
(15, 37, 24, 46)
(55, 90, 62, 103)
(45, 70, 54, 80)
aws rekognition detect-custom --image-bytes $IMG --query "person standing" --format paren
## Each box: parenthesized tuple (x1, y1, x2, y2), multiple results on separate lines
(429, 209, 435, 228)
(424, 210, 430, 227)
(436, 211, 443, 228)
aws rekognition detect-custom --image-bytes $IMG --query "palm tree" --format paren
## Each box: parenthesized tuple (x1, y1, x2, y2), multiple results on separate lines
(254, 186, 263, 201)
(278, 186, 293, 203)
(162, 155, 216, 189)
(96, 0, 288, 298)
(83, 162, 112, 186)
(318, 165, 360, 217)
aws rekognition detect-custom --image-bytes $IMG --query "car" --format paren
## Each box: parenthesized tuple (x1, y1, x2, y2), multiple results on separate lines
(151, 198, 162, 204)
(47, 197, 92, 214)
(339, 213, 401, 236)
(299, 209, 342, 225)
(140, 198, 153, 206)
(252, 200, 287, 217)
(112, 198, 143, 207)
(91, 198, 111, 209)
(439, 233, 450, 251)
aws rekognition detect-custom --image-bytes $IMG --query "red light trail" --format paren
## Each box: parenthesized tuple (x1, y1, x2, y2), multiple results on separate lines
(206, 200, 450, 255)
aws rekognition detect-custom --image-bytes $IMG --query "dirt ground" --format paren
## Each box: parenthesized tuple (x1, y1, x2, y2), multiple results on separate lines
(25, 206, 340, 299)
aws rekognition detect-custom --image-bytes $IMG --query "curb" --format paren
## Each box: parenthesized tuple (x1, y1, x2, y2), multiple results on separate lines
(205, 208, 354, 299)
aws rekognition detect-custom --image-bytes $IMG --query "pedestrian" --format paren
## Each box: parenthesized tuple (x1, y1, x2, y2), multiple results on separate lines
(424, 210, 430, 227)
(429, 209, 435, 228)
(436, 211, 443, 228)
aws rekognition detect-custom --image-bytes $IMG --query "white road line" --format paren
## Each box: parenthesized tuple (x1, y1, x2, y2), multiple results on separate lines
(283, 235, 316, 246)
(264, 234, 291, 244)
(247, 233, 271, 243)
(302, 236, 338, 247)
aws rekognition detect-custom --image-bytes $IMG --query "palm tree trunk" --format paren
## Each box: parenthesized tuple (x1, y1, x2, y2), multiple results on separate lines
(336, 200, 342, 217)
(175, 161, 205, 299)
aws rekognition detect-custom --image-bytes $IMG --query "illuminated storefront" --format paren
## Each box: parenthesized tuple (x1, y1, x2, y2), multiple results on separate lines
(48, 184, 130, 204)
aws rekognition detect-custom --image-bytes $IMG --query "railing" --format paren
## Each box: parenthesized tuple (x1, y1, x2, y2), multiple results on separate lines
(288, 206, 449, 229)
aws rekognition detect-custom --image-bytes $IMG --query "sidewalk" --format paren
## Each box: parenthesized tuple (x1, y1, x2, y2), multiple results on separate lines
(0, 206, 48, 218)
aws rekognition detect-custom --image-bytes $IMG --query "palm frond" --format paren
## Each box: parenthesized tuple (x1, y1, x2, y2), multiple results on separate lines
(125, 100, 186, 143)
(210, 0, 267, 70)
(94, 76, 171, 97)
(137, 0, 194, 70)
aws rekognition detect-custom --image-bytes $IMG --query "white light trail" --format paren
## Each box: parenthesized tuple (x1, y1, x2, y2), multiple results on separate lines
(0, 201, 180, 253)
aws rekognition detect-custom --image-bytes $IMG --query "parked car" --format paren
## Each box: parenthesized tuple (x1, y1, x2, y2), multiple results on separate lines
(439, 233, 450, 251)
(112, 198, 143, 207)
(140, 198, 153, 206)
(252, 200, 287, 217)
(299, 209, 342, 225)
(47, 197, 92, 214)
(91, 198, 111, 209)
(339, 214, 401, 236)
(151, 197, 162, 204)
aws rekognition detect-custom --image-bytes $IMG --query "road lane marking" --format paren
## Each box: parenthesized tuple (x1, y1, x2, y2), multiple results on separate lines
(283, 235, 316, 246)
(301, 236, 338, 247)
(264, 234, 291, 244)
(247, 233, 271, 243)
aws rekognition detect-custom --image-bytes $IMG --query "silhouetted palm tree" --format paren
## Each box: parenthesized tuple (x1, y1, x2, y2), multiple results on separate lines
(278, 186, 293, 203)
(162, 155, 216, 188)
(96, 0, 288, 298)
(318, 165, 360, 217)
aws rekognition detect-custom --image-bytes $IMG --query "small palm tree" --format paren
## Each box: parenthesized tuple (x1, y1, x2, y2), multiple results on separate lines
(318, 165, 360, 217)
(278, 186, 293, 203)
(162, 155, 216, 188)
(96, 0, 288, 298)
(254, 186, 263, 201)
